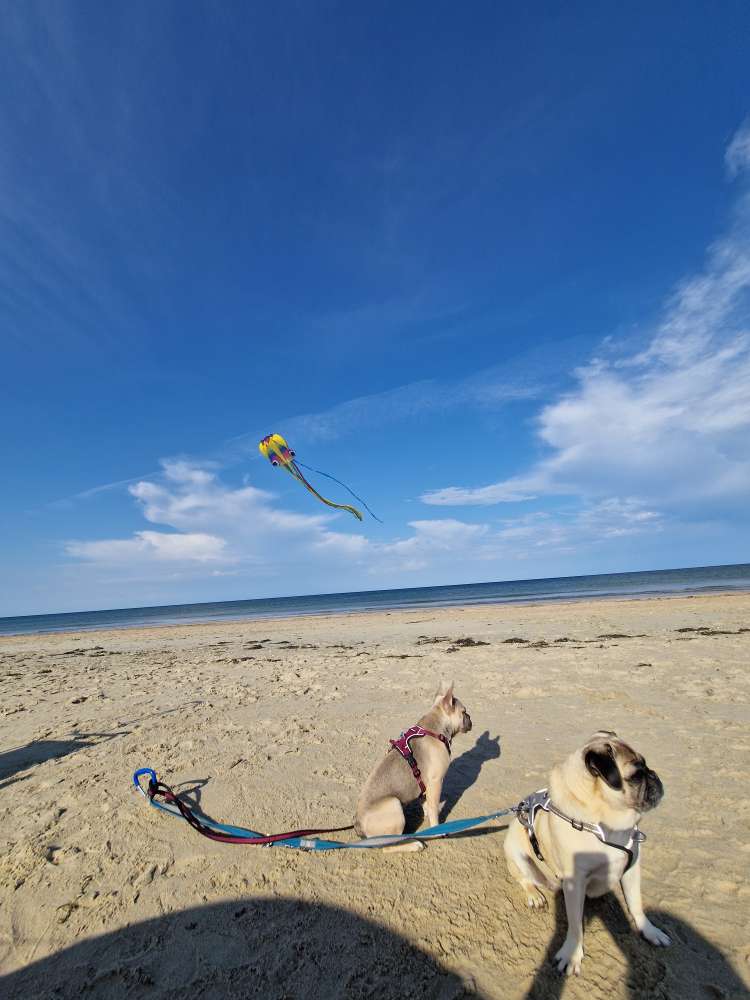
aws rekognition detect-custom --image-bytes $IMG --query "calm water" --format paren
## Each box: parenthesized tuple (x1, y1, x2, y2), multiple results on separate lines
(1, 563, 749, 637)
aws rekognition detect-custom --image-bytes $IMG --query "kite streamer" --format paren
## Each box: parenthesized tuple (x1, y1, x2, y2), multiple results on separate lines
(259, 433, 379, 522)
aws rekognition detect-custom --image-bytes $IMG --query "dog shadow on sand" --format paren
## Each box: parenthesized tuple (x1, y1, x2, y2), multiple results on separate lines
(440, 729, 501, 821)
(401, 730, 502, 834)
(522, 888, 746, 999)
(0, 730, 129, 789)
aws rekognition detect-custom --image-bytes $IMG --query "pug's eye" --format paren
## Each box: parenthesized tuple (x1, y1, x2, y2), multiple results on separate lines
(628, 765, 645, 783)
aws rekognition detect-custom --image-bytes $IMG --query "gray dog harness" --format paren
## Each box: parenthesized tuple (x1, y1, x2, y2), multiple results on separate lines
(514, 789, 645, 874)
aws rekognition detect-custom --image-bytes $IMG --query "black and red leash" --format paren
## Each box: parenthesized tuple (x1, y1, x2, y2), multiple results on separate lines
(144, 774, 354, 846)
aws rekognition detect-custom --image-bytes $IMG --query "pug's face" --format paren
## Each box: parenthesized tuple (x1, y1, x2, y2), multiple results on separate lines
(583, 731, 663, 813)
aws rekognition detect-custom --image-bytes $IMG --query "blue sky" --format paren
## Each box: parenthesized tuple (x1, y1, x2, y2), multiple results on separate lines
(2, 3, 750, 616)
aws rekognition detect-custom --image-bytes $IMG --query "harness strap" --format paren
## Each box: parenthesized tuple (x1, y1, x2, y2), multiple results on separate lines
(389, 725, 451, 799)
(515, 789, 645, 874)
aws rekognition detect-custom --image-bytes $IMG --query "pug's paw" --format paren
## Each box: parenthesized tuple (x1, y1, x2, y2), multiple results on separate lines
(640, 919, 671, 947)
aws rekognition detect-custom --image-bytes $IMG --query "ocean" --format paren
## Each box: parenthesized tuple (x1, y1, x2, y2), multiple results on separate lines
(1, 563, 749, 637)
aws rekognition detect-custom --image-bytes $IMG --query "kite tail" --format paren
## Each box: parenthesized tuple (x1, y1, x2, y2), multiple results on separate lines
(288, 463, 364, 521)
(296, 462, 382, 523)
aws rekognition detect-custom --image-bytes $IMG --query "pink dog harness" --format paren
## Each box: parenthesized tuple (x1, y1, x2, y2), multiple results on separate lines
(389, 725, 451, 798)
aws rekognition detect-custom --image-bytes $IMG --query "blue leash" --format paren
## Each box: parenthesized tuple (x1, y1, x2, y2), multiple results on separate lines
(133, 767, 514, 851)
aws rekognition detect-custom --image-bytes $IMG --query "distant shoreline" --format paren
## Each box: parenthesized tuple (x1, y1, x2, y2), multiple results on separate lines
(2, 577, 749, 639)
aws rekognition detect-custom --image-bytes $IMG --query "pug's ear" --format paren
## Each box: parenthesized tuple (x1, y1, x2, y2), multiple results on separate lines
(585, 748, 623, 790)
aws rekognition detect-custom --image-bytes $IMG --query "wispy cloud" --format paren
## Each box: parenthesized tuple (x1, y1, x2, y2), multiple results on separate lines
(305, 497, 664, 576)
(421, 478, 538, 507)
(1, 6, 132, 350)
(423, 120, 750, 514)
(725, 117, 750, 179)
(476, 499, 663, 559)
(47, 472, 159, 509)
(222, 365, 539, 464)
(1, 4, 203, 360)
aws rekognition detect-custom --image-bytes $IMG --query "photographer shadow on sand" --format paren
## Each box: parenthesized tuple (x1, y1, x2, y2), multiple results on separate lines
(0, 897, 483, 1000)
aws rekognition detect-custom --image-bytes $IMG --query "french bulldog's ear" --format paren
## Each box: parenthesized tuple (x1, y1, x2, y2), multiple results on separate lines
(585, 748, 623, 790)
(436, 679, 454, 707)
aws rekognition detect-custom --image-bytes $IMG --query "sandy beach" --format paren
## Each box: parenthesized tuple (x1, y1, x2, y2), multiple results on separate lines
(1, 593, 748, 999)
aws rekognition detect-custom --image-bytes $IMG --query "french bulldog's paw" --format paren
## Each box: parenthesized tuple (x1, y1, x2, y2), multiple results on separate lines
(640, 920, 671, 947)
(525, 887, 547, 909)
(554, 941, 583, 976)
(382, 839, 425, 853)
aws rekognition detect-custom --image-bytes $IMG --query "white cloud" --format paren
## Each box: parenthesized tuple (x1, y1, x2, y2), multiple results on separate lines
(64, 453, 665, 596)
(312, 530, 371, 556)
(726, 118, 750, 178)
(363, 501, 662, 574)
(161, 460, 217, 487)
(314, 503, 662, 576)
(67, 462, 499, 579)
(477, 499, 662, 561)
(64, 460, 334, 575)
(308, 518, 493, 575)
(573, 498, 662, 538)
(422, 125, 750, 514)
(373, 519, 489, 572)
(66, 530, 227, 564)
(128, 460, 330, 535)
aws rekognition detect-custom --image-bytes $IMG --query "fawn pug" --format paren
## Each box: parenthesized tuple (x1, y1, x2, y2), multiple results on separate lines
(504, 730, 670, 975)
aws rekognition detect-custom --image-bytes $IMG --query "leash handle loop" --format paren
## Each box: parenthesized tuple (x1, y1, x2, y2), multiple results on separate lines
(133, 768, 158, 797)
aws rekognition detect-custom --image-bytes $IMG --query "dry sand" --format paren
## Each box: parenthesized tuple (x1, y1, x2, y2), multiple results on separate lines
(1, 593, 748, 999)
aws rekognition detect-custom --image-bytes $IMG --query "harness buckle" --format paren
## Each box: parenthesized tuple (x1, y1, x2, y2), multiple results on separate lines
(571, 819, 584, 832)
(514, 800, 531, 831)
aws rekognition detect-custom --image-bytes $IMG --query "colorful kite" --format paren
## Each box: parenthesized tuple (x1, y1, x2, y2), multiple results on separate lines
(258, 433, 380, 522)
